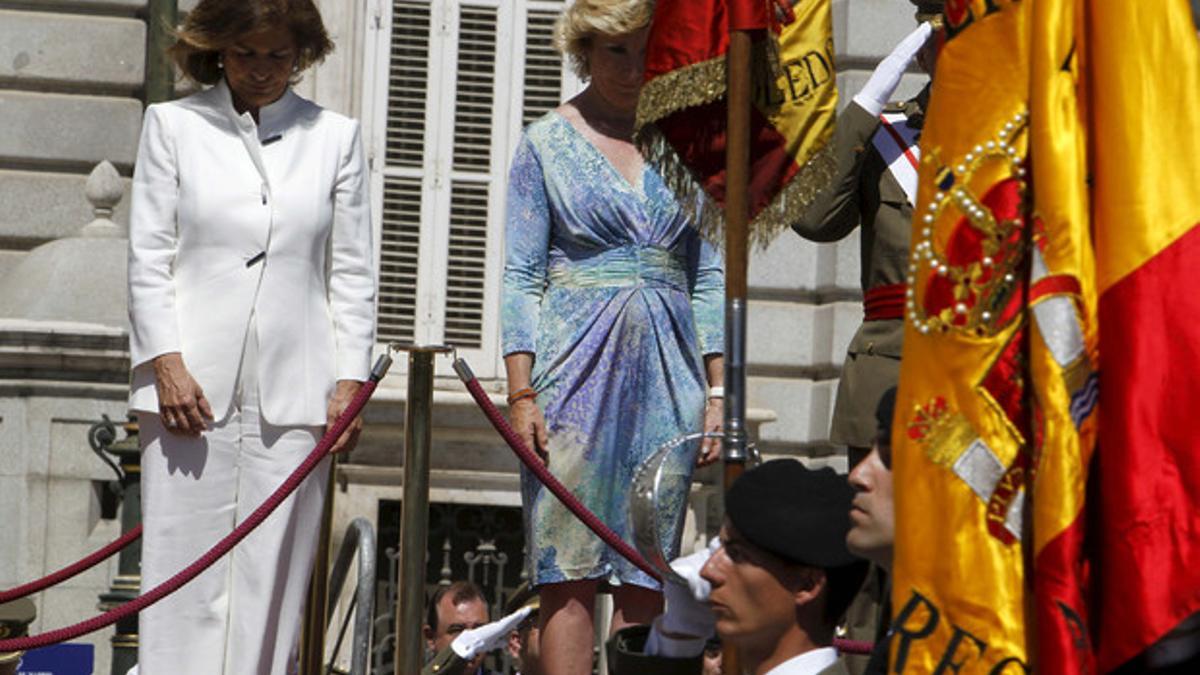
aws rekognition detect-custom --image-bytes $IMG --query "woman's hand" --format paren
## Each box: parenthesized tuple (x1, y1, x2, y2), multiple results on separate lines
(697, 397, 724, 467)
(509, 398, 549, 464)
(327, 379, 365, 454)
(153, 352, 214, 436)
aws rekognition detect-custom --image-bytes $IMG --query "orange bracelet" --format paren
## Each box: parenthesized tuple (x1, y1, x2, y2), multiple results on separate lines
(506, 387, 537, 405)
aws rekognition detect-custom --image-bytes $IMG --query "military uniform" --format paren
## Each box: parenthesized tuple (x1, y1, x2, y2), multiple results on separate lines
(420, 648, 501, 675)
(792, 86, 929, 451)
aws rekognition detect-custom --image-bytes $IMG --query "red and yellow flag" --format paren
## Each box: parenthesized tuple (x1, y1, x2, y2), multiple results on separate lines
(1088, 2, 1200, 671)
(636, 0, 838, 246)
(892, 0, 1200, 671)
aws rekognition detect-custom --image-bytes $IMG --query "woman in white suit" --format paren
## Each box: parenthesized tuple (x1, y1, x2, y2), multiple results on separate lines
(126, 1, 375, 672)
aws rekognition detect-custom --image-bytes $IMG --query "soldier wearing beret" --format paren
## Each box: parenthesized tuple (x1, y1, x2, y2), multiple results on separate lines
(608, 460, 869, 675)
(792, 1, 943, 467)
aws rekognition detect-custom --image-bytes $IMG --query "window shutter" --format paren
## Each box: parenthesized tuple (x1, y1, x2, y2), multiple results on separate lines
(377, 0, 433, 345)
(444, 4, 500, 350)
(522, 3, 566, 125)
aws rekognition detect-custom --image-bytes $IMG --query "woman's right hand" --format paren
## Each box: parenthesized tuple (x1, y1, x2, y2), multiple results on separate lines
(509, 398, 549, 464)
(152, 352, 214, 436)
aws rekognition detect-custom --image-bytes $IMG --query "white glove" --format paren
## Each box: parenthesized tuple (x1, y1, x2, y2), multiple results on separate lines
(645, 538, 720, 658)
(852, 22, 934, 117)
(659, 537, 720, 639)
(449, 605, 533, 659)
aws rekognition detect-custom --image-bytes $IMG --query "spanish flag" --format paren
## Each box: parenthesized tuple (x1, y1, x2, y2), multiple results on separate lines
(1087, 2, 1200, 671)
(892, 0, 1200, 672)
(636, 0, 838, 246)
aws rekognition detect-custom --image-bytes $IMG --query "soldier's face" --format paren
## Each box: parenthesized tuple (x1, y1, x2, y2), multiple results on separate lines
(917, 23, 945, 77)
(701, 521, 815, 649)
(846, 438, 895, 567)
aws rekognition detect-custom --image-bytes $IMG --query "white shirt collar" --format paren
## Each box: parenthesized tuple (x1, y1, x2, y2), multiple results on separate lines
(764, 646, 839, 675)
(214, 77, 299, 141)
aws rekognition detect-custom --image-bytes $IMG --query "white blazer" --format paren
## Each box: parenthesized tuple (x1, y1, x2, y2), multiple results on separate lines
(127, 79, 376, 426)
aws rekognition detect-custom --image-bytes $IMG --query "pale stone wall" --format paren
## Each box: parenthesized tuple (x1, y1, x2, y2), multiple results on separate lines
(0, 3, 144, 251)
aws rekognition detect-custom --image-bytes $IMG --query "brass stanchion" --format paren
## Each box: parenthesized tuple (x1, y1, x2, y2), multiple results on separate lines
(393, 345, 452, 675)
(299, 453, 339, 675)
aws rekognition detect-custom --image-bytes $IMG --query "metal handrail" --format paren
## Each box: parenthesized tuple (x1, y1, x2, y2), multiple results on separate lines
(324, 517, 377, 675)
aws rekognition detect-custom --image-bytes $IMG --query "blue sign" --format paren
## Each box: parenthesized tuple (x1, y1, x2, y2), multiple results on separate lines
(16, 643, 94, 675)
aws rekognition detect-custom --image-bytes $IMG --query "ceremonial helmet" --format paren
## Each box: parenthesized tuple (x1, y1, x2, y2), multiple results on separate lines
(910, 0, 945, 24)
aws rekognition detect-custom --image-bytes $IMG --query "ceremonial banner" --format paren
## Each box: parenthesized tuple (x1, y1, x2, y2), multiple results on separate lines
(1027, 0, 1096, 670)
(635, 0, 837, 246)
(1087, 2, 1200, 671)
(889, 1, 1037, 670)
(891, 0, 1200, 672)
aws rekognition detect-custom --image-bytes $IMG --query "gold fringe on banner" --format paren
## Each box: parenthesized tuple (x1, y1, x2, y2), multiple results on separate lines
(753, 141, 837, 244)
(637, 124, 837, 250)
(635, 56, 727, 133)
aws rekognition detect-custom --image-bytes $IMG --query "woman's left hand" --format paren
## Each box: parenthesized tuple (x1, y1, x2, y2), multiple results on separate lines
(327, 379, 365, 454)
(697, 397, 724, 467)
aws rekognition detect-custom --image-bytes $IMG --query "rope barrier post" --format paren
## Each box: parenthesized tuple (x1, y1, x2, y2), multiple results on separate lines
(95, 416, 142, 675)
(299, 452, 338, 675)
(393, 344, 452, 675)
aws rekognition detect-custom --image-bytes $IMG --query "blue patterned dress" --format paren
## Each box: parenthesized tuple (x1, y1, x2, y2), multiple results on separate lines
(501, 111, 724, 590)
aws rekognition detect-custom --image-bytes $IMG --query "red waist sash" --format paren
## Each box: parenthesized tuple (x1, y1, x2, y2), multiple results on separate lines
(863, 283, 907, 322)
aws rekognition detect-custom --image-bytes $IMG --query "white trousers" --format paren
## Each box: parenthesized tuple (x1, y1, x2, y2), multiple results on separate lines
(137, 322, 329, 675)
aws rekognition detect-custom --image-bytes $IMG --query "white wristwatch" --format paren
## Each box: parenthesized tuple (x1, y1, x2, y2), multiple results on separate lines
(707, 386, 724, 399)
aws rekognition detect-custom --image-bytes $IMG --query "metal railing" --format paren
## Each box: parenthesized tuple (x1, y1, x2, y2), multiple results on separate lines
(323, 518, 378, 675)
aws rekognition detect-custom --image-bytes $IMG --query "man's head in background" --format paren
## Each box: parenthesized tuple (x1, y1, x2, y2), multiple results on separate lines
(425, 580, 490, 671)
(847, 387, 897, 570)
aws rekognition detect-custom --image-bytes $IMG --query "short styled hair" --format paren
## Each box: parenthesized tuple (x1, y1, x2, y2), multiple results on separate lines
(552, 0, 654, 80)
(168, 0, 334, 85)
(425, 580, 487, 633)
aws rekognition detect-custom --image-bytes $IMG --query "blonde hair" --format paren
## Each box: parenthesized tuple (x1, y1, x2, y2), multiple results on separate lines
(553, 0, 654, 80)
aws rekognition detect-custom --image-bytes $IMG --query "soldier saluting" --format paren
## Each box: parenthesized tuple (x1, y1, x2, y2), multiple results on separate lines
(792, 1, 944, 467)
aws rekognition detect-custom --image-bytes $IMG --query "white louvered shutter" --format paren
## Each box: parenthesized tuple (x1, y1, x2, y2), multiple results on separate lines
(364, 0, 573, 380)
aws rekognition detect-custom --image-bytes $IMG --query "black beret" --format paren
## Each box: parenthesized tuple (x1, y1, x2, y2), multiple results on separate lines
(876, 387, 898, 445)
(725, 459, 859, 569)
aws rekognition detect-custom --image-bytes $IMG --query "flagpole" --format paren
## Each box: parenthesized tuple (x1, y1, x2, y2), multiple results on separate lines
(722, 20, 753, 675)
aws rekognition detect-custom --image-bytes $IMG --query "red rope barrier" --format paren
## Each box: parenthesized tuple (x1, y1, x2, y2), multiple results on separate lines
(0, 356, 389, 653)
(0, 526, 142, 605)
(453, 358, 662, 582)
(836, 639, 874, 656)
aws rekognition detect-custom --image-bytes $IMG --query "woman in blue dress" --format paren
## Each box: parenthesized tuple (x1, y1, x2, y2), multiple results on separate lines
(501, 1, 725, 672)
